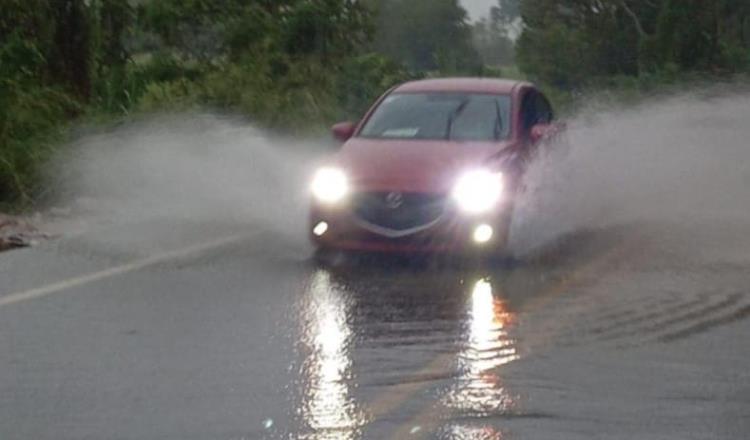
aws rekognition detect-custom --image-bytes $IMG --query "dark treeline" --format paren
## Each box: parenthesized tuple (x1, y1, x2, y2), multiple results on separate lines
(367, 0, 482, 72)
(518, 0, 750, 88)
(1, 0, 749, 206)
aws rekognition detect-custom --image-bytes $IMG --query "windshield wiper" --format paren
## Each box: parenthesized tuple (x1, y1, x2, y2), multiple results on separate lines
(494, 100, 504, 140)
(445, 98, 470, 140)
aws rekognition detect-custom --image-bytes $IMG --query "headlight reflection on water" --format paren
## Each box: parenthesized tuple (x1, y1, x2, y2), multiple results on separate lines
(443, 278, 519, 417)
(439, 423, 507, 440)
(298, 271, 367, 440)
(296, 274, 519, 438)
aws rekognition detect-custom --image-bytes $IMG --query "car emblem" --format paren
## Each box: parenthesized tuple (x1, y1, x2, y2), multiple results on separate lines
(385, 192, 404, 209)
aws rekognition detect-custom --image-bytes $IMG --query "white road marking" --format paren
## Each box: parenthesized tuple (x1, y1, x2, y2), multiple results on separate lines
(0, 234, 253, 309)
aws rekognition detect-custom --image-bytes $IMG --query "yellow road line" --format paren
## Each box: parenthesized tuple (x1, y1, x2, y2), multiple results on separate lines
(0, 233, 253, 309)
(389, 401, 445, 439)
(366, 352, 455, 421)
(378, 238, 645, 438)
(361, 248, 617, 423)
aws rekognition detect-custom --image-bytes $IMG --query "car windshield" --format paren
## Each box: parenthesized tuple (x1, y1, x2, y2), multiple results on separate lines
(360, 93, 512, 141)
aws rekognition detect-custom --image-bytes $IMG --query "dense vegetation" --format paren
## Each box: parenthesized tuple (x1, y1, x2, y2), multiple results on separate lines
(367, 0, 481, 73)
(0, 0, 414, 205)
(517, 0, 750, 88)
(1, 0, 749, 207)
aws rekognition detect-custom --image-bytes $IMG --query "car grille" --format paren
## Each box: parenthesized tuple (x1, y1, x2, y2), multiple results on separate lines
(352, 192, 445, 234)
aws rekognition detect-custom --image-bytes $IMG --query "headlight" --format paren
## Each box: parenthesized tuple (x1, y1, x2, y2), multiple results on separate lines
(311, 167, 349, 203)
(452, 170, 504, 214)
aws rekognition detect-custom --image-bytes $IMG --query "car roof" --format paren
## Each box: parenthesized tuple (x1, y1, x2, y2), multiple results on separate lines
(393, 77, 529, 95)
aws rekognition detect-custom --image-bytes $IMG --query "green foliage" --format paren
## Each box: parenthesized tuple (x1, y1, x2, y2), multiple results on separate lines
(367, 0, 481, 73)
(516, 0, 750, 88)
(280, 0, 373, 59)
(0, 81, 79, 205)
(4, 0, 748, 208)
(0, 0, 424, 205)
(335, 54, 418, 118)
(130, 0, 407, 132)
(495, 0, 521, 25)
(139, 0, 373, 61)
(471, 0, 520, 68)
(133, 52, 413, 134)
(648, 0, 750, 72)
(89, 0, 135, 102)
(137, 78, 203, 113)
(517, 0, 641, 87)
(472, 16, 515, 67)
(1, 1, 83, 204)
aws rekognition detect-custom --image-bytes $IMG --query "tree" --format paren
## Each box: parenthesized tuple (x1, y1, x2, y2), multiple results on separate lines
(140, 0, 372, 61)
(91, 0, 134, 70)
(0, 0, 94, 98)
(516, 0, 657, 86)
(492, 0, 521, 29)
(279, 0, 373, 59)
(473, 0, 518, 67)
(368, 0, 481, 72)
(644, 0, 750, 72)
(515, 0, 750, 87)
(49, 0, 93, 99)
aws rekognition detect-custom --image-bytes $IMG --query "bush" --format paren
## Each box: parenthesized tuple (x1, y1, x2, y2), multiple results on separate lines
(0, 82, 79, 206)
(129, 52, 415, 134)
(335, 53, 416, 119)
(137, 78, 203, 112)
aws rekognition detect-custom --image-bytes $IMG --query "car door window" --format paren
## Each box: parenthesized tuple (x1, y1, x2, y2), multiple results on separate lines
(521, 90, 555, 140)
(520, 90, 538, 137)
(535, 93, 554, 124)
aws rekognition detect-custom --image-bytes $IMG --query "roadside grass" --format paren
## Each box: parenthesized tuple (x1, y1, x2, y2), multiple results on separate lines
(0, 82, 81, 211)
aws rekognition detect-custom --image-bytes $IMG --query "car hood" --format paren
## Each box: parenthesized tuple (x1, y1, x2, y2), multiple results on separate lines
(336, 137, 513, 193)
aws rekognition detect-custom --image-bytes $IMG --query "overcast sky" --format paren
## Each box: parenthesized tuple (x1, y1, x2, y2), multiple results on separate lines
(461, 0, 496, 21)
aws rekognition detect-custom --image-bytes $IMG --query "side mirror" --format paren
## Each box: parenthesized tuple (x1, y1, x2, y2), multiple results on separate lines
(530, 122, 566, 143)
(332, 121, 357, 143)
(529, 123, 550, 143)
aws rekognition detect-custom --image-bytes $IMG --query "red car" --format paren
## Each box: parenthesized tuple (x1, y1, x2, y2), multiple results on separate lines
(309, 78, 558, 255)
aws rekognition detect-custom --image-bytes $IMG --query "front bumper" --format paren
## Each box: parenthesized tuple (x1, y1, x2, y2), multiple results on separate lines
(309, 201, 512, 254)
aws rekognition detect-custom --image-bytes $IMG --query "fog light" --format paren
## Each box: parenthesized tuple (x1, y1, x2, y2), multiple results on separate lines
(473, 224, 493, 244)
(313, 222, 329, 237)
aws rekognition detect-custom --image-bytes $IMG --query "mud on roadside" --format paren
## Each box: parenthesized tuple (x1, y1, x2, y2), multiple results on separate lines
(0, 214, 49, 253)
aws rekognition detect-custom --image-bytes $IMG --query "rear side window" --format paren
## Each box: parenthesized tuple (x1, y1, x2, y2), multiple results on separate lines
(536, 93, 554, 123)
(521, 90, 554, 136)
(521, 91, 538, 134)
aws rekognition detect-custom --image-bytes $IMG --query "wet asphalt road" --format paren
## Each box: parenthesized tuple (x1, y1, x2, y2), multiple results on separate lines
(1, 219, 749, 440)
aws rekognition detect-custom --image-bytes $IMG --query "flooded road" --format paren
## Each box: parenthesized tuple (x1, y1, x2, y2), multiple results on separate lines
(2, 218, 748, 439)
(287, 222, 750, 439)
